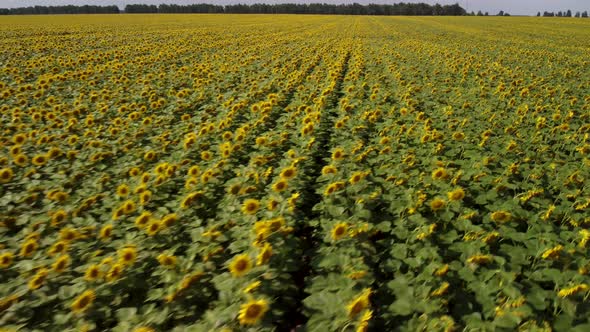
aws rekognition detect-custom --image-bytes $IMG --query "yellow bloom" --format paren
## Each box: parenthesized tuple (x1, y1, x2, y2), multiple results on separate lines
(157, 254, 177, 268)
(71, 290, 96, 314)
(84, 264, 101, 281)
(331, 148, 345, 161)
(431, 167, 448, 180)
(134, 211, 151, 229)
(321, 164, 337, 175)
(280, 166, 297, 180)
(447, 188, 465, 201)
(0, 252, 14, 268)
(271, 179, 288, 192)
(430, 198, 446, 211)
(541, 245, 563, 260)
(241, 199, 260, 215)
(558, 284, 589, 298)
(238, 298, 269, 325)
(243, 280, 261, 293)
(331, 222, 348, 241)
(347, 288, 371, 319)
(434, 264, 449, 277)
(52, 254, 70, 273)
(357, 310, 372, 332)
(118, 247, 138, 265)
(256, 243, 273, 266)
(349, 171, 366, 185)
(491, 211, 512, 223)
(431, 282, 450, 297)
(116, 184, 130, 197)
(20, 239, 38, 257)
(0, 167, 14, 183)
(228, 254, 252, 277)
(467, 254, 493, 265)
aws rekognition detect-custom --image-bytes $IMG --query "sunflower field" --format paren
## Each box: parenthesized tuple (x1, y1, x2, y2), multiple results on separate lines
(1, 14, 590, 332)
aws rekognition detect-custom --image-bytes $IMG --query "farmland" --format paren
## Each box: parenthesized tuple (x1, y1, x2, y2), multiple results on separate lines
(1, 14, 590, 331)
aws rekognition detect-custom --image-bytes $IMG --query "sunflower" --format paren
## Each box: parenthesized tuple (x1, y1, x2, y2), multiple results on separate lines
(347, 288, 371, 319)
(134, 212, 151, 229)
(118, 247, 138, 265)
(143, 151, 156, 162)
(52, 254, 70, 273)
(139, 190, 152, 205)
(84, 264, 101, 281)
(28, 270, 47, 290)
(201, 150, 213, 161)
(349, 171, 366, 185)
(181, 191, 203, 209)
(331, 148, 345, 161)
(357, 310, 372, 332)
(490, 211, 511, 223)
(430, 198, 446, 211)
(146, 220, 161, 236)
(271, 179, 288, 193)
(431, 167, 448, 180)
(48, 240, 68, 256)
(238, 298, 269, 325)
(447, 188, 465, 201)
(187, 165, 200, 177)
(31, 154, 48, 166)
(122, 199, 136, 214)
(280, 166, 297, 180)
(116, 184, 130, 197)
(161, 213, 178, 228)
(228, 254, 252, 277)
(331, 223, 348, 241)
(13, 154, 28, 167)
(321, 164, 337, 175)
(50, 209, 68, 226)
(0, 252, 15, 268)
(324, 182, 345, 196)
(133, 327, 155, 332)
(241, 199, 260, 215)
(157, 254, 177, 268)
(257, 243, 273, 266)
(228, 183, 241, 195)
(0, 167, 14, 183)
(99, 224, 113, 240)
(106, 263, 124, 282)
(71, 290, 96, 314)
(20, 239, 38, 257)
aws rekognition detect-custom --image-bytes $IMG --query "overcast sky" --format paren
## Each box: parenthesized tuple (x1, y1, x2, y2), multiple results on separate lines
(0, 0, 588, 16)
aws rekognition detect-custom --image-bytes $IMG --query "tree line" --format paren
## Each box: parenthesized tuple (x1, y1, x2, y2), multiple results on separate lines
(1, 3, 588, 17)
(0, 5, 119, 15)
(1, 3, 467, 16)
(537, 10, 589, 17)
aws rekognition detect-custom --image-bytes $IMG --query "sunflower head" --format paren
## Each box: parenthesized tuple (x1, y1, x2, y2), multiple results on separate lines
(228, 254, 252, 277)
(272, 179, 288, 193)
(430, 198, 446, 211)
(331, 223, 348, 241)
(71, 290, 96, 314)
(238, 298, 269, 325)
(241, 199, 260, 215)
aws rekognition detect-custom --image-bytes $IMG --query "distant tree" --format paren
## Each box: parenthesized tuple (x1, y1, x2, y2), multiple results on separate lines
(536, 12, 540, 17)
(566, 10, 572, 17)
(477, 10, 483, 16)
(504, 12, 510, 16)
(485, 12, 489, 16)
(582, 11, 589, 18)
(557, 11, 562, 17)
(497, 10, 504, 16)
(575, 11, 580, 17)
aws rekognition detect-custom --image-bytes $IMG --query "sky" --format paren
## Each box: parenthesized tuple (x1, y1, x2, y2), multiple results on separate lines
(0, 0, 588, 16)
